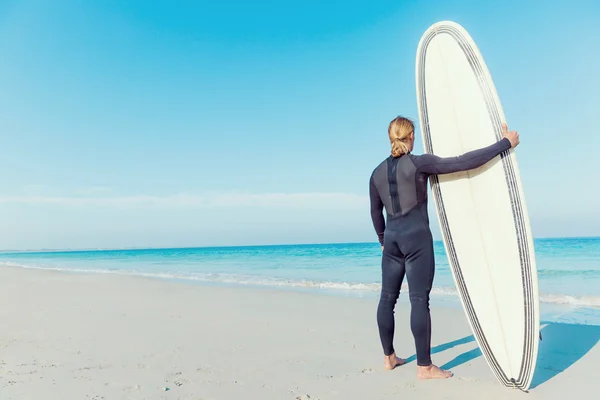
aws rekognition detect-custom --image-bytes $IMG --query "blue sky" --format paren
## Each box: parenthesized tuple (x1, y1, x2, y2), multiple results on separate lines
(1, 0, 599, 250)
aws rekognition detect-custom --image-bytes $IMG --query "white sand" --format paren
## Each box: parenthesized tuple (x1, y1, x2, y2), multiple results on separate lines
(0, 266, 596, 399)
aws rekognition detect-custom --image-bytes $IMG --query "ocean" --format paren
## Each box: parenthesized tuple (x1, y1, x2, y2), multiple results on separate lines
(1, 237, 599, 325)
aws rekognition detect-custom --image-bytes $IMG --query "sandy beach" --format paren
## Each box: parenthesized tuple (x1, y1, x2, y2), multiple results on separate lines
(0, 266, 597, 400)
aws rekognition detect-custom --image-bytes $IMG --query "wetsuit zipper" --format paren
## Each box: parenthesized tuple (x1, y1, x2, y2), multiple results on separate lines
(387, 157, 401, 215)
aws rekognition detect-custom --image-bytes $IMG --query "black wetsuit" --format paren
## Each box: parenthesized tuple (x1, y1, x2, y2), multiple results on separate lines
(369, 137, 511, 366)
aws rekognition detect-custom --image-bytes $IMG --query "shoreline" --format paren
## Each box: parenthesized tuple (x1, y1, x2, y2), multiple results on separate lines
(0, 265, 598, 399)
(2, 261, 599, 326)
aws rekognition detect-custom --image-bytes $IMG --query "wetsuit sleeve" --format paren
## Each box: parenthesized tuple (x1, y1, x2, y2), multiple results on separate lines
(415, 138, 511, 175)
(369, 175, 385, 246)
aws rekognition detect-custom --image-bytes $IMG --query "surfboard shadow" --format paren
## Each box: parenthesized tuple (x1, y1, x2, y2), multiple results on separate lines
(404, 334, 475, 364)
(529, 321, 600, 389)
(434, 321, 600, 389)
(440, 346, 481, 370)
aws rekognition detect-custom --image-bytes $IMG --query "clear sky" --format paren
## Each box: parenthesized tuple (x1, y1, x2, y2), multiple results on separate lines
(1, 0, 599, 250)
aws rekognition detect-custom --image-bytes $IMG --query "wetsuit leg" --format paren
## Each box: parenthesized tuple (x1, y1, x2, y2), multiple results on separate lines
(376, 230, 406, 356)
(402, 227, 435, 366)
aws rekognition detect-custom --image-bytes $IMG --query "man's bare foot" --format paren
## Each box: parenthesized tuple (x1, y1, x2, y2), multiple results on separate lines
(417, 364, 453, 379)
(384, 353, 406, 370)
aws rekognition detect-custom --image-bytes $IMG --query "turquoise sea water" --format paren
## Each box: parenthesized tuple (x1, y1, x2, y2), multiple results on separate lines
(1, 237, 599, 325)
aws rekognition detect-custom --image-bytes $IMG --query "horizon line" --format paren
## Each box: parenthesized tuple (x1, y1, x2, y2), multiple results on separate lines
(1, 235, 598, 255)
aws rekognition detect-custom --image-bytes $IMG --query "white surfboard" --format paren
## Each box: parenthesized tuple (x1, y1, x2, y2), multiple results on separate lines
(415, 21, 540, 391)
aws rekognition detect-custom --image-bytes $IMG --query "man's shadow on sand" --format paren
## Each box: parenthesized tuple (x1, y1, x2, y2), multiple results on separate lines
(403, 321, 600, 389)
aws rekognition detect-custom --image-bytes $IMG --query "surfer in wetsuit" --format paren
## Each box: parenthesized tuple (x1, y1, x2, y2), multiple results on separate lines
(369, 116, 520, 379)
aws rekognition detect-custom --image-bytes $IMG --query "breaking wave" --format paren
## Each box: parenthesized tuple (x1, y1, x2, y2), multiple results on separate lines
(2, 261, 599, 308)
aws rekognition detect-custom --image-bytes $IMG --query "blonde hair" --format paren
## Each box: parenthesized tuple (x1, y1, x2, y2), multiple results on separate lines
(388, 116, 414, 157)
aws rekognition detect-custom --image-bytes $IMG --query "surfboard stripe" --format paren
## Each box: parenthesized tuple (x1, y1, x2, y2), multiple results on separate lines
(443, 25, 536, 389)
(467, 52, 536, 389)
(434, 23, 533, 386)
(415, 22, 538, 390)
(447, 26, 536, 389)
